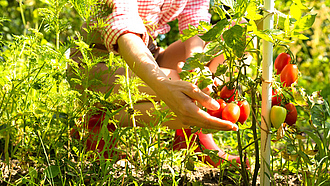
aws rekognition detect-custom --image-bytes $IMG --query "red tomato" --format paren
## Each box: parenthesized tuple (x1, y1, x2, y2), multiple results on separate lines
(207, 99, 227, 118)
(285, 103, 297, 126)
(272, 89, 282, 106)
(280, 64, 299, 87)
(219, 86, 237, 102)
(237, 100, 250, 124)
(222, 103, 240, 123)
(274, 53, 291, 75)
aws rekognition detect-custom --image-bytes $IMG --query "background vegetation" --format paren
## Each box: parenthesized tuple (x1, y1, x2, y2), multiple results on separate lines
(0, 0, 330, 185)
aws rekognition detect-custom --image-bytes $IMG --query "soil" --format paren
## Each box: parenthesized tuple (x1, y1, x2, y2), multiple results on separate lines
(1, 159, 302, 185)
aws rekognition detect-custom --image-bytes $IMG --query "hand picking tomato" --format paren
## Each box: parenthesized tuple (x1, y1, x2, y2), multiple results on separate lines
(270, 106, 287, 129)
(272, 89, 282, 106)
(207, 98, 227, 118)
(274, 53, 291, 75)
(285, 103, 297, 126)
(237, 100, 250, 124)
(280, 64, 299, 87)
(222, 103, 240, 123)
(219, 86, 237, 102)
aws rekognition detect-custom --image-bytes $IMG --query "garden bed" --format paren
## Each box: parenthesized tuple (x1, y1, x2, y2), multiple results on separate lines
(1, 158, 302, 185)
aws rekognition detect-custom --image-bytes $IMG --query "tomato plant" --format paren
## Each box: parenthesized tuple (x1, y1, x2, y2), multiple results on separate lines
(270, 106, 287, 129)
(207, 98, 227, 118)
(219, 86, 237, 102)
(274, 53, 291, 75)
(222, 103, 240, 123)
(237, 100, 250, 124)
(272, 89, 282, 106)
(285, 103, 297, 126)
(280, 64, 299, 87)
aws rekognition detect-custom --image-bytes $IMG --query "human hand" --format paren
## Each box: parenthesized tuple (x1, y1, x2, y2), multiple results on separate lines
(153, 78, 238, 131)
(117, 33, 237, 131)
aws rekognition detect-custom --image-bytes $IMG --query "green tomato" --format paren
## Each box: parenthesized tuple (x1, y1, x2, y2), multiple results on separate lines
(270, 106, 287, 129)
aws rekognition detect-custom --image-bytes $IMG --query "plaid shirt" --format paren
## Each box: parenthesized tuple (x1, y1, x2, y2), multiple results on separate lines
(101, 0, 211, 53)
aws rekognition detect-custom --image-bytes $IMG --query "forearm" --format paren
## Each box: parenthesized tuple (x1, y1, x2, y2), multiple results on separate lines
(117, 33, 169, 93)
(117, 33, 237, 131)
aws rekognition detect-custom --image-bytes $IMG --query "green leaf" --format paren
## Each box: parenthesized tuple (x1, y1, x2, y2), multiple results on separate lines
(214, 64, 228, 76)
(203, 149, 221, 164)
(186, 157, 195, 171)
(255, 30, 274, 42)
(290, 3, 301, 21)
(311, 104, 326, 126)
(292, 0, 308, 10)
(248, 21, 273, 42)
(44, 165, 60, 179)
(234, 0, 248, 18)
(179, 70, 192, 81)
(180, 22, 212, 42)
(297, 150, 313, 165)
(220, 0, 235, 10)
(205, 41, 225, 56)
(293, 14, 316, 32)
(29, 167, 38, 179)
(197, 76, 213, 90)
(292, 32, 309, 40)
(246, 1, 263, 21)
(213, 5, 226, 20)
(199, 19, 229, 42)
(323, 96, 330, 117)
(284, 15, 290, 34)
(180, 25, 200, 42)
(223, 25, 246, 58)
(184, 53, 212, 71)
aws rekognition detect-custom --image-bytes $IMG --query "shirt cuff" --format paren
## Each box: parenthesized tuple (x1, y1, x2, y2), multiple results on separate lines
(101, 13, 149, 54)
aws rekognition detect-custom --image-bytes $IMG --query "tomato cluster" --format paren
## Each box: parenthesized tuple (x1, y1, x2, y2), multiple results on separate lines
(270, 53, 299, 129)
(270, 102, 297, 129)
(274, 53, 299, 87)
(208, 86, 250, 124)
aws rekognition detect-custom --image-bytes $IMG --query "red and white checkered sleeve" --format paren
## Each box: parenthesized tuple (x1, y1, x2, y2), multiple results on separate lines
(102, 0, 149, 54)
(177, 0, 211, 33)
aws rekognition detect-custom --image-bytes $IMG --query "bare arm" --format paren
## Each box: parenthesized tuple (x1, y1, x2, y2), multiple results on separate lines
(117, 33, 238, 131)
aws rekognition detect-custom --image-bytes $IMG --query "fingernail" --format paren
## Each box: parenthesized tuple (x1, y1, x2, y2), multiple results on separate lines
(211, 99, 220, 110)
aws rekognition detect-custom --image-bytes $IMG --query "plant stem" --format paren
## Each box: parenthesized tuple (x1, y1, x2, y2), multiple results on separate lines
(125, 64, 141, 163)
(19, 0, 26, 36)
(237, 129, 249, 185)
(251, 38, 261, 186)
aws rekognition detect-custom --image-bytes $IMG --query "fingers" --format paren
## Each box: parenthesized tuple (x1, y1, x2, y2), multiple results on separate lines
(195, 106, 239, 131)
(182, 82, 220, 110)
(179, 99, 238, 131)
(175, 81, 238, 131)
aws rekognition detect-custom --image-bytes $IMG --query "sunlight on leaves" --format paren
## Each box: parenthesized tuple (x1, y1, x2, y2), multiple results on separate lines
(223, 25, 246, 58)
(290, 3, 301, 21)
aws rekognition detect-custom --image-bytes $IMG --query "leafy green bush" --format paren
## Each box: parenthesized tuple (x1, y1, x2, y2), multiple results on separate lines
(1, 0, 330, 185)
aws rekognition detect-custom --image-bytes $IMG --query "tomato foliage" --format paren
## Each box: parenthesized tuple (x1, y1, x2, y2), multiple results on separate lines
(178, 0, 323, 185)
